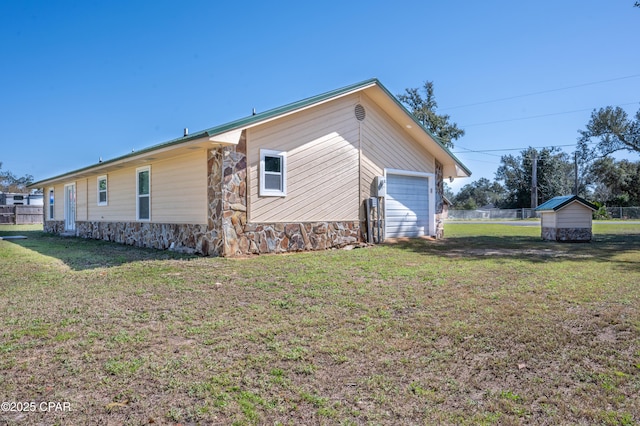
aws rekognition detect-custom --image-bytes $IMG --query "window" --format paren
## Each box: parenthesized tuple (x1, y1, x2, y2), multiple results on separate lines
(260, 149, 287, 197)
(48, 188, 55, 220)
(97, 175, 108, 206)
(136, 166, 151, 220)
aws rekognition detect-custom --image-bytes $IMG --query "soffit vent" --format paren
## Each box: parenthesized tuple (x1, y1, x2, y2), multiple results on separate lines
(354, 104, 366, 121)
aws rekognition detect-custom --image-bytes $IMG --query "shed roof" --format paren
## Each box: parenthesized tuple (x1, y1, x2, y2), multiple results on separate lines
(29, 78, 471, 188)
(535, 195, 597, 212)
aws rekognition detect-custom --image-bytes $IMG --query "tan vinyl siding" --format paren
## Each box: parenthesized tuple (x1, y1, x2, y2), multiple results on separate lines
(151, 150, 207, 224)
(83, 150, 207, 224)
(541, 212, 556, 228)
(557, 203, 592, 228)
(51, 184, 65, 220)
(360, 94, 435, 202)
(76, 179, 88, 221)
(248, 95, 360, 223)
(88, 168, 136, 221)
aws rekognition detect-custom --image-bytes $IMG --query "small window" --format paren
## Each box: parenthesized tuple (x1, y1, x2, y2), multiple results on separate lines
(97, 175, 108, 206)
(48, 188, 55, 220)
(136, 166, 151, 221)
(260, 149, 287, 197)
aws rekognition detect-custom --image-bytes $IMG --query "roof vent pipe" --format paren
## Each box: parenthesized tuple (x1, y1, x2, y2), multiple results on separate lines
(183, 128, 189, 137)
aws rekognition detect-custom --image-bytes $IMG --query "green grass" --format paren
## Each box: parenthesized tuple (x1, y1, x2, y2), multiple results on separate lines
(1, 223, 639, 424)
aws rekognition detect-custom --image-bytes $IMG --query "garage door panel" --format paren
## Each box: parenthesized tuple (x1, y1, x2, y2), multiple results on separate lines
(386, 174, 429, 238)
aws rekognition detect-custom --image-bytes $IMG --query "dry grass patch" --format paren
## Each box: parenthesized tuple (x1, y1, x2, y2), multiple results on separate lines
(0, 223, 639, 425)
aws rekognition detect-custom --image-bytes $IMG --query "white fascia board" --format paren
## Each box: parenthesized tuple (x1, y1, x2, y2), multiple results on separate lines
(208, 128, 243, 145)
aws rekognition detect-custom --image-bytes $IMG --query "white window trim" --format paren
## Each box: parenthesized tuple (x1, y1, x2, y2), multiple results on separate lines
(97, 175, 108, 206)
(136, 166, 151, 221)
(48, 188, 55, 220)
(259, 149, 287, 197)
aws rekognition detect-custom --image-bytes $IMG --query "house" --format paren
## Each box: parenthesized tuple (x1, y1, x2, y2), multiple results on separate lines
(0, 192, 43, 206)
(535, 195, 597, 242)
(28, 79, 471, 256)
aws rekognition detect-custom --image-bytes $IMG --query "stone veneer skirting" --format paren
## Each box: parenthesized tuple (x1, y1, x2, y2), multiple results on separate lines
(44, 219, 362, 256)
(228, 220, 361, 256)
(542, 227, 592, 242)
(44, 220, 66, 235)
(74, 221, 216, 255)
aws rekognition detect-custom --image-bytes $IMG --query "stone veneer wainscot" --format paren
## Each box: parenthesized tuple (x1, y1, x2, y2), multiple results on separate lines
(541, 227, 592, 242)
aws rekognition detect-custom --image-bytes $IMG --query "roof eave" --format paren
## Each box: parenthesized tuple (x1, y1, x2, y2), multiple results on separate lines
(535, 195, 598, 212)
(28, 133, 214, 189)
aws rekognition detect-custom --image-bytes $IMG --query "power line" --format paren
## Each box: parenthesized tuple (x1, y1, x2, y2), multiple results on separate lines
(453, 147, 503, 157)
(440, 73, 640, 111)
(459, 158, 502, 165)
(452, 143, 579, 155)
(461, 101, 639, 127)
(452, 141, 603, 161)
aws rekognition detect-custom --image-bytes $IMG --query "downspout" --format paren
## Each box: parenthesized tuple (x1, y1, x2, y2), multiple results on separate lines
(358, 95, 363, 240)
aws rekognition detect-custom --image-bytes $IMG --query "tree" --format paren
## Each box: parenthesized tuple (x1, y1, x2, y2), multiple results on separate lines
(495, 147, 575, 208)
(443, 181, 455, 201)
(578, 106, 640, 158)
(588, 157, 640, 206)
(452, 178, 505, 209)
(397, 81, 465, 149)
(0, 162, 34, 193)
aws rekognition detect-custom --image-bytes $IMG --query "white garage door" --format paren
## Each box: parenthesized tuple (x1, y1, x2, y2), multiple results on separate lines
(386, 174, 429, 238)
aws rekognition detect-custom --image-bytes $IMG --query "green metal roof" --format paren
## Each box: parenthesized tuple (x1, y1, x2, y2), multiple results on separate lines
(29, 78, 471, 187)
(535, 195, 597, 212)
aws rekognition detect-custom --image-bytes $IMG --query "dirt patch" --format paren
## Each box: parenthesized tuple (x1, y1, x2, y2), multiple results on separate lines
(447, 248, 594, 258)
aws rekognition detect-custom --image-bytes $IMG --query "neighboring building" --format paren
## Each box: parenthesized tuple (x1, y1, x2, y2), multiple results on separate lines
(441, 196, 452, 220)
(535, 195, 597, 242)
(0, 193, 43, 206)
(28, 79, 471, 256)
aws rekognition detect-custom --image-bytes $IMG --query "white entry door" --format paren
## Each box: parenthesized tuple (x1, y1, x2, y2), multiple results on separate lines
(64, 183, 76, 232)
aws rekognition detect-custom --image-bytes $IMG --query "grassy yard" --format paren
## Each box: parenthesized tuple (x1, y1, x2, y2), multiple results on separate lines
(1, 223, 639, 425)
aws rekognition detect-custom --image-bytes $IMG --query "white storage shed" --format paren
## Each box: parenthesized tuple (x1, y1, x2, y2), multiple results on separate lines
(535, 195, 597, 242)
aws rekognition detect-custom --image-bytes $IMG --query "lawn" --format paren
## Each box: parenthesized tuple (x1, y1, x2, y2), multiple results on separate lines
(1, 223, 639, 425)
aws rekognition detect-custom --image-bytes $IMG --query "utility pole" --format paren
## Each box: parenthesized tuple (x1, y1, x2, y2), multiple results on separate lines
(531, 151, 538, 210)
(574, 151, 579, 196)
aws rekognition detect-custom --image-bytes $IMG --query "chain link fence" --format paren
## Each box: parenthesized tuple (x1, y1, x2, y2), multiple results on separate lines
(448, 208, 537, 220)
(448, 207, 640, 220)
(605, 207, 640, 219)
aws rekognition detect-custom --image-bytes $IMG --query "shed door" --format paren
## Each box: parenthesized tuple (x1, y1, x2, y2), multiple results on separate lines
(385, 174, 429, 238)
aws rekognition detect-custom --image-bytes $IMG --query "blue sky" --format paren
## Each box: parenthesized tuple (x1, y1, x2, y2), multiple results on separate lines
(1, 1, 639, 192)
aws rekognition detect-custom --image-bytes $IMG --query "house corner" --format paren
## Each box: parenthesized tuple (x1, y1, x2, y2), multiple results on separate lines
(208, 132, 249, 257)
(435, 160, 445, 239)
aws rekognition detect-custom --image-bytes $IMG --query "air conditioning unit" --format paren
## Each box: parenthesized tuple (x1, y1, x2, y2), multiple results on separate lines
(375, 176, 386, 197)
